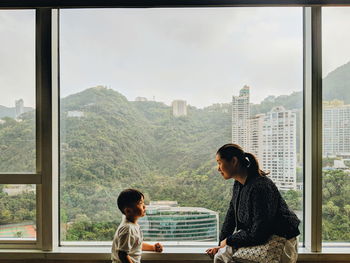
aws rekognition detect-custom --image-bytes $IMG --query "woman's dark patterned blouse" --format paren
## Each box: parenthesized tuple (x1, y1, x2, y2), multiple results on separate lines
(219, 175, 300, 248)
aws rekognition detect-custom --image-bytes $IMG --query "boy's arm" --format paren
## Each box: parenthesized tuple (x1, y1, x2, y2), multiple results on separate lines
(118, 251, 133, 263)
(142, 242, 155, 251)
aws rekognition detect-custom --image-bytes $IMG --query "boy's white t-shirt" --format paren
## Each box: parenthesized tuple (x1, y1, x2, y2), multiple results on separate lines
(111, 218, 143, 263)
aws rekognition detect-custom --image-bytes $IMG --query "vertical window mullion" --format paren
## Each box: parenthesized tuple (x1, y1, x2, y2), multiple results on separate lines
(52, 8, 60, 250)
(36, 7, 53, 251)
(303, 6, 322, 253)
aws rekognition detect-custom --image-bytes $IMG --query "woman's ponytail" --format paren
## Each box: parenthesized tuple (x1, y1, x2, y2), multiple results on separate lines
(244, 152, 269, 177)
(217, 144, 269, 177)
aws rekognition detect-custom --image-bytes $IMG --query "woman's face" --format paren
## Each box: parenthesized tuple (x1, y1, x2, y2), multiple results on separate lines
(216, 154, 237, 180)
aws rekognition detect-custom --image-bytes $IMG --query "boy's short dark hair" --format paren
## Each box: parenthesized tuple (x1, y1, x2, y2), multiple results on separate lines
(117, 189, 144, 214)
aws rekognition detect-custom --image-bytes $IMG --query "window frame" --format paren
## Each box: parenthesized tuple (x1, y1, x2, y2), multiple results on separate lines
(0, 0, 347, 256)
(0, 8, 48, 249)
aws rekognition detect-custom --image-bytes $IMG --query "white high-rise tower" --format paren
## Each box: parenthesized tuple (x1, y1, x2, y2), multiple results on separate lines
(262, 106, 297, 190)
(247, 114, 265, 164)
(232, 85, 250, 149)
(323, 100, 350, 156)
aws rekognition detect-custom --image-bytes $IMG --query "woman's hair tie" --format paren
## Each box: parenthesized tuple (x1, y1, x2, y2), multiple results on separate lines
(244, 152, 251, 168)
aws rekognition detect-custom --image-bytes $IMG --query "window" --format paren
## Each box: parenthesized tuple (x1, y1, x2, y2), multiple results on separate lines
(0, 2, 349, 258)
(0, 10, 35, 173)
(59, 7, 303, 243)
(0, 10, 37, 245)
(0, 185, 36, 240)
(322, 7, 350, 246)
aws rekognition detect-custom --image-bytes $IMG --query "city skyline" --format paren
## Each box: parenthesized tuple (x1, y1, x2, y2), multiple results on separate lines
(0, 84, 300, 111)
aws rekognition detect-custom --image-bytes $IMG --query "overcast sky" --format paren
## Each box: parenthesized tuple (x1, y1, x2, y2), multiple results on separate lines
(1, 7, 349, 108)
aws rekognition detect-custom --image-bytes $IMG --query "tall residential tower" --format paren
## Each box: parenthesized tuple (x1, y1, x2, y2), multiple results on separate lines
(323, 100, 350, 156)
(262, 106, 297, 190)
(232, 85, 250, 150)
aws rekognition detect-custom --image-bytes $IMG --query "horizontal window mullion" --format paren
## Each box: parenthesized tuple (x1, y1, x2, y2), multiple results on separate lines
(0, 174, 41, 184)
(2, 0, 350, 8)
(0, 240, 36, 244)
(0, 244, 38, 250)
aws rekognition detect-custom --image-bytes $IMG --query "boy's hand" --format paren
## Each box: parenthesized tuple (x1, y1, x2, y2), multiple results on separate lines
(154, 242, 163, 252)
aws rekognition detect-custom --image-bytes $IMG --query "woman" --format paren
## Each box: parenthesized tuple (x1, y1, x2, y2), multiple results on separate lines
(206, 144, 300, 263)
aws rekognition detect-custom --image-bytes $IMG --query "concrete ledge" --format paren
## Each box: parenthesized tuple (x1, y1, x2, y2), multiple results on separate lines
(1, 247, 350, 262)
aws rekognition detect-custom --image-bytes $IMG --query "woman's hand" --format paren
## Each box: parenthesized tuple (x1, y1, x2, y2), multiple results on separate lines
(154, 242, 163, 252)
(205, 246, 221, 257)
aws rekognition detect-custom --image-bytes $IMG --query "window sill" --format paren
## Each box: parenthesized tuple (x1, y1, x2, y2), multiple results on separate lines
(1, 247, 350, 262)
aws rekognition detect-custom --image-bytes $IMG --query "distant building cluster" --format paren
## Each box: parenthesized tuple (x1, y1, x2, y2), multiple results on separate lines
(138, 201, 218, 241)
(67, 111, 84, 118)
(135, 97, 148, 102)
(134, 96, 156, 102)
(232, 86, 297, 190)
(135, 96, 188, 117)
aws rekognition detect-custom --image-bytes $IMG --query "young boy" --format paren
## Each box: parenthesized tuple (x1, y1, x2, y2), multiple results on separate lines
(111, 189, 163, 263)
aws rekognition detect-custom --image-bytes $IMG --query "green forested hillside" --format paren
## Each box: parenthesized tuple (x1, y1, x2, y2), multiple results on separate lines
(59, 87, 233, 240)
(0, 113, 35, 173)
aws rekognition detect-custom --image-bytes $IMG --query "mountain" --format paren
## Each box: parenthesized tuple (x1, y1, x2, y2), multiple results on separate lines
(249, 61, 350, 115)
(57, 86, 233, 230)
(0, 105, 33, 119)
(323, 61, 350, 103)
(251, 91, 302, 116)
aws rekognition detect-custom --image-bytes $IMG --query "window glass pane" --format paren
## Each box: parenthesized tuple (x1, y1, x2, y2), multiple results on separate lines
(0, 10, 36, 173)
(0, 184, 36, 240)
(322, 7, 350, 246)
(60, 8, 303, 243)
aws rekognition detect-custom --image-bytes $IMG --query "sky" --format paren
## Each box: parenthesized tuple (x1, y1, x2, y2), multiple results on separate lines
(0, 7, 350, 108)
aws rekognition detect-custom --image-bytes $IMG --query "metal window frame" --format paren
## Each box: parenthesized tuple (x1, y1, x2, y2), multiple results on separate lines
(1, 0, 350, 8)
(0, 8, 53, 250)
(0, 0, 344, 254)
(303, 6, 322, 252)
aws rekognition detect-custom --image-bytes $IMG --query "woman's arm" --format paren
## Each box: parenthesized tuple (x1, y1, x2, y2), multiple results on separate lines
(226, 182, 279, 248)
(219, 199, 236, 245)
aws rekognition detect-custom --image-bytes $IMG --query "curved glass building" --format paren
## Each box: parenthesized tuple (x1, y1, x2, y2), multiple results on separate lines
(138, 201, 218, 242)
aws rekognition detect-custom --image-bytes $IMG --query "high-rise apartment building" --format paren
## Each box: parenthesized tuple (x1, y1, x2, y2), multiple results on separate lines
(247, 114, 265, 164)
(172, 100, 187, 117)
(323, 100, 350, 156)
(262, 106, 297, 190)
(232, 85, 250, 149)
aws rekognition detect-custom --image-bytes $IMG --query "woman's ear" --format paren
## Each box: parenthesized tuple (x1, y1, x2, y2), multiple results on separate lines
(231, 156, 238, 169)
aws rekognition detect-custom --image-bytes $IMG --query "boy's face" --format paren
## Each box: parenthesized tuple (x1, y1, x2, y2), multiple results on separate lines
(125, 197, 146, 219)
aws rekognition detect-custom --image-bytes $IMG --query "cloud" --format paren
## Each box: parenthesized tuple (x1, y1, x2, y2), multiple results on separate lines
(59, 7, 304, 108)
(3, 7, 350, 108)
(0, 11, 35, 107)
(322, 7, 350, 77)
